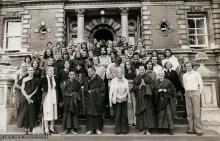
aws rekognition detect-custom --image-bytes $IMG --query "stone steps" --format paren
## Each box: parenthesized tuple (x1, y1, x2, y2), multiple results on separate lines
(2, 133, 220, 141)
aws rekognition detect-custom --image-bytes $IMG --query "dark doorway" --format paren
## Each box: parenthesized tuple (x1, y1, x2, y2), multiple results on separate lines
(93, 28, 113, 42)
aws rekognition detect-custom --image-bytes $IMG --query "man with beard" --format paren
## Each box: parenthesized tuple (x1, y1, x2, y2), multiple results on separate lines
(82, 67, 106, 135)
(133, 65, 156, 135)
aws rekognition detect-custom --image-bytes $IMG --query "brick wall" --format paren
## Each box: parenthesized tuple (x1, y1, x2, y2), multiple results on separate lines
(27, 7, 65, 53)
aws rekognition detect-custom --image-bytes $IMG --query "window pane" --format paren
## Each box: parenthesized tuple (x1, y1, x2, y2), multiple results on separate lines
(188, 19, 195, 28)
(197, 29, 205, 34)
(7, 21, 21, 36)
(196, 19, 204, 28)
(189, 29, 195, 34)
(197, 36, 205, 45)
(6, 37, 22, 50)
(189, 36, 196, 45)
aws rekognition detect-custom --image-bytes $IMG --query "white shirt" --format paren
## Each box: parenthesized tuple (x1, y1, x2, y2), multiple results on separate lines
(153, 64, 163, 77)
(183, 70, 204, 93)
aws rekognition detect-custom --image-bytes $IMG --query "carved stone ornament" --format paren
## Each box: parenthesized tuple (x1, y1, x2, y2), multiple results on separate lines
(120, 8, 129, 16)
(76, 9, 85, 16)
(155, 18, 175, 37)
(34, 21, 51, 40)
(191, 6, 203, 12)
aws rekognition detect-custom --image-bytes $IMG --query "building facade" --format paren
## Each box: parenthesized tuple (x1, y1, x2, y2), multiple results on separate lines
(0, 0, 220, 134)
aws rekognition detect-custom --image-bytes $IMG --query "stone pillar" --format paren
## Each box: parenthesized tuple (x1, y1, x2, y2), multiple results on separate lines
(0, 78, 14, 133)
(76, 9, 85, 43)
(141, 3, 152, 49)
(120, 8, 129, 41)
(55, 9, 65, 44)
(212, 0, 220, 48)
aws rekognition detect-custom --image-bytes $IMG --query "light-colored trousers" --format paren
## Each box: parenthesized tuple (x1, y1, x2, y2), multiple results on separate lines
(185, 90, 203, 132)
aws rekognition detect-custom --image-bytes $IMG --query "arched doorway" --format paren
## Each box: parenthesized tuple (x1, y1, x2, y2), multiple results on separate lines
(90, 24, 116, 42)
(93, 28, 113, 42)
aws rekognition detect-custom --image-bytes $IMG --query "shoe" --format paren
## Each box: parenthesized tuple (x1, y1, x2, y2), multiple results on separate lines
(44, 131, 51, 135)
(86, 130, 92, 135)
(96, 129, 102, 135)
(187, 129, 195, 134)
(61, 131, 71, 135)
(71, 131, 78, 135)
(196, 131, 204, 136)
(146, 130, 151, 135)
(138, 130, 146, 135)
(49, 129, 57, 134)
(24, 131, 28, 135)
(169, 129, 174, 135)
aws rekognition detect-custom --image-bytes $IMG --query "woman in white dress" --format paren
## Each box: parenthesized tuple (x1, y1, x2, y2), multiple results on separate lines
(42, 67, 57, 135)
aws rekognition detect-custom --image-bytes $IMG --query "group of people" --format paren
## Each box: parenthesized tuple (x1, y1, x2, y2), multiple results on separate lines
(13, 37, 204, 136)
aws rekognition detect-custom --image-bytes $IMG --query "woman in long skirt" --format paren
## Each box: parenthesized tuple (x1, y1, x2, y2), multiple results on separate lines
(42, 67, 58, 135)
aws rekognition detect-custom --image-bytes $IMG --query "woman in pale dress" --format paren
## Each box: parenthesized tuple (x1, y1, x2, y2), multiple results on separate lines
(42, 67, 58, 134)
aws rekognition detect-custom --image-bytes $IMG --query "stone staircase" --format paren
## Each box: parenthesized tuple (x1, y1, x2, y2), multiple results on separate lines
(176, 94, 187, 119)
(6, 118, 220, 141)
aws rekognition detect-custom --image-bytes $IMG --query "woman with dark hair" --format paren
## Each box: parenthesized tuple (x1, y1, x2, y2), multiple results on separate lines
(81, 42, 88, 51)
(19, 66, 40, 134)
(75, 62, 87, 85)
(162, 49, 180, 70)
(150, 49, 162, 66)
(93, 56, 105, 80)
(145, 61, 157, 85)
(93, 42, 101, 56)
(21, 55, 32, 68)
(110, 51, 117, 63)
(124, 61, 136, 126)
(62, 52, 70, 62)
(31, 60, 44, 125)
(70, 51, 86, 70)
(54, 42, 62, 54)
(150, 56, 163, 76)
(41, 48, 54, 69)
(47, 42, 53, 50)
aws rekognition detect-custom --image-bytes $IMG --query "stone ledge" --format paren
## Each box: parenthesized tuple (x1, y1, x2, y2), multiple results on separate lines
(176, 10, 185, 15)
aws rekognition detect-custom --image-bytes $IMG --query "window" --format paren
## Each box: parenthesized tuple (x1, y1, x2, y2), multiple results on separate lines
(187, 14, 208, 48)
(3, 19, 22, 52)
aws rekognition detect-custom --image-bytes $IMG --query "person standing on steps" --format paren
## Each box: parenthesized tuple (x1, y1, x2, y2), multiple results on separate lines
(62, 70, 81, 134)
(109, 67, 131, 135)
(133, 65, 156, 135)
(42, 67, 58, 135)
(154, 70, 176, 135)
(183, 61, 204, 136)
(20, 66, 40, 134)
(83, 67, 105, 135)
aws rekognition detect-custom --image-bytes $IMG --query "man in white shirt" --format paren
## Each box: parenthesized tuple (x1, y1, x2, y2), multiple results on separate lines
(183, 61, 204, 136)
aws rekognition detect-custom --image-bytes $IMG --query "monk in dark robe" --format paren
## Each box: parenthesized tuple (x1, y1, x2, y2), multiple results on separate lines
(82, 67, 105, 135)
(133, 65, 156, 135)
(62, 70, 81, 134)
(154, 70, 176, 135)
(19, 66, 40, 134)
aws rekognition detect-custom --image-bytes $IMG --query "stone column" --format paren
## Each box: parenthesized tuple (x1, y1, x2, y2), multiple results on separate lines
(120, 8, 129, 41)
(141, 3, 152, 49)
(0, 78, 14, 133)
(76, 9, 85, 43)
